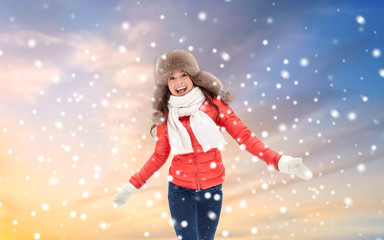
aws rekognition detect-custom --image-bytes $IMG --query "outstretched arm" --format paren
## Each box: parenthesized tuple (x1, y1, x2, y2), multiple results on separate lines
(214, 98, 312, 180)
(215, 98, 281, 170)
(114, 123, 171, 208)
(129, 123, 171, 189)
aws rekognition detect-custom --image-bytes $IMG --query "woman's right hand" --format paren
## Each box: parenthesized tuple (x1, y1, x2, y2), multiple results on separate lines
(113, 182, 137, 208)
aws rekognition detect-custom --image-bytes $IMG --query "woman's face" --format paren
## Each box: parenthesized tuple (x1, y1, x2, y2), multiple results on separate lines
(167, 69, 194, 96)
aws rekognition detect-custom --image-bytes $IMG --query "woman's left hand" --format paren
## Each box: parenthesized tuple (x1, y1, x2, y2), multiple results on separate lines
(278, 155, 313, 180)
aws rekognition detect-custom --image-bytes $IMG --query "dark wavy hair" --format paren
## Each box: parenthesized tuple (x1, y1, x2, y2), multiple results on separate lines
(150, 84, 220, 137)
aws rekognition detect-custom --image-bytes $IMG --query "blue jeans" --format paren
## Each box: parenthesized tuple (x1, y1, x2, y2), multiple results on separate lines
(168, 182, 223, 240)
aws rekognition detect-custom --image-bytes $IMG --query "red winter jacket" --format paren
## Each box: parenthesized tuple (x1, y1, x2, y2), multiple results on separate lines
(129, 97, 282, 190)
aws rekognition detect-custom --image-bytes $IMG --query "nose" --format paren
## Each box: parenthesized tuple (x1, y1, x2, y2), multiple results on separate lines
(175, 78, 183, 85)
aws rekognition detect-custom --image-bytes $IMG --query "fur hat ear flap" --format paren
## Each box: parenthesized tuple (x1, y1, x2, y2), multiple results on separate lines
(192, 71, 223, 95)
(152, 85, 166, 111)
(219, 91, 234, 105)
(151, 85, 169, 125)
(151, 111, 166, 125)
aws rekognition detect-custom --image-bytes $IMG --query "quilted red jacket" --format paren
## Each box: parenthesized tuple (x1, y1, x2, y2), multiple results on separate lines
(129, 97, 282, 191)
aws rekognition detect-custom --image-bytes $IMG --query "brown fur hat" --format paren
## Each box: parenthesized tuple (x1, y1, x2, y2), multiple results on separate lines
(151, 49, 234, 125)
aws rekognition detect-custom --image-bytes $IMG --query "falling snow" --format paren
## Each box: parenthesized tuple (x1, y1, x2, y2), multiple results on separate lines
(280, 70, 290, 79)
(0, 1, 383, 240)
(300, 58, 309, 67)
(355, 15, 366, 25)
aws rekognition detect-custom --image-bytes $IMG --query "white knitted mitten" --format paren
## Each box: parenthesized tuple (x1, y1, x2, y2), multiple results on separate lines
(113, 182, 137, 208)
(278, 155, 313, 180)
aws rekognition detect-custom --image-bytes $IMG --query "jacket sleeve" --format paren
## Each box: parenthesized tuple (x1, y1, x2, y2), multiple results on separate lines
(215, 98, 282, 170)
(129, 123, 171, 189)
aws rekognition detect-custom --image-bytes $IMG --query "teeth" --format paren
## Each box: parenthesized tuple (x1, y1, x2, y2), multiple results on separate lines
(176, 87, 187, 93)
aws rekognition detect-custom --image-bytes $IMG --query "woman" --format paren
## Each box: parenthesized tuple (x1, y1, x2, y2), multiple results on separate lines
(113, 49, 312, 240)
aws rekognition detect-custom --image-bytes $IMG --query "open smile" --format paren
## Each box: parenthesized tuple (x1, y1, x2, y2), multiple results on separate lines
(176, 87, 187, 95)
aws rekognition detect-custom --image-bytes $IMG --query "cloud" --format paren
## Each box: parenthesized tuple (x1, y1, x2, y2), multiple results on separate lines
(0, 59, 61, 102)
(0, 19, 162, 103)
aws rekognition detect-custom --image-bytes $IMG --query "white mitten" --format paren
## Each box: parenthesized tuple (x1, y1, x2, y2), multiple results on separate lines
(278, 155, 313, 180)
(113, 182, 137, 208)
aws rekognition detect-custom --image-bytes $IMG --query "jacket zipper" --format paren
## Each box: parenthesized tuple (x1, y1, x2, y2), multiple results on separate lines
(193, 151, 201, 192)
(186, 117, 201, 192)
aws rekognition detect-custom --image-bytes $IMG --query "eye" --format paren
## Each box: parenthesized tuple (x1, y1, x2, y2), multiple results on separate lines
(182, 73, 187, 77)
(169, 76, 175, 80)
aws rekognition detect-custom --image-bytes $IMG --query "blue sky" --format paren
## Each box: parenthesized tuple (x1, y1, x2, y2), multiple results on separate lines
(0, 1, 383, 239)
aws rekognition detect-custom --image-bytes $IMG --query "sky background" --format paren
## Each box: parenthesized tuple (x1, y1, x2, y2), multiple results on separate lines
(0, 0, 384, 239)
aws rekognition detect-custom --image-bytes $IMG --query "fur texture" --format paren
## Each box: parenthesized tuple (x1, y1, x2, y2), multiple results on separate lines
(151, 49, 234, 125)
(191, 71, 222, 95)
(220, 91, 234, 105)
(155, 50, 200, 86)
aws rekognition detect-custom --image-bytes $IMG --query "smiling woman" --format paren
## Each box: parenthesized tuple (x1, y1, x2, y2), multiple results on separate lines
(167, 69, 194, 96)
(113, 49, 312, 240)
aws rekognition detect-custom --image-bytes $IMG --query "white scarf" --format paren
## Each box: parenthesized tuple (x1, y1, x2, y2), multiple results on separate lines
(167, 87, 228, 155)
